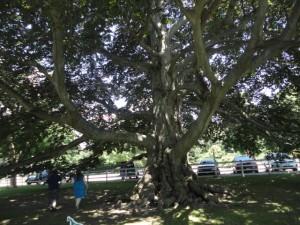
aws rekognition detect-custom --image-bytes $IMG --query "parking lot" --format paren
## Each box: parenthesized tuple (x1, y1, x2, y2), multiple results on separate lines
(193, 159, 299, 176)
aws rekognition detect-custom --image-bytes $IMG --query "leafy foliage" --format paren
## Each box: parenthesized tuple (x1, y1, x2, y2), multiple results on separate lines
(0, 0, 299, 205)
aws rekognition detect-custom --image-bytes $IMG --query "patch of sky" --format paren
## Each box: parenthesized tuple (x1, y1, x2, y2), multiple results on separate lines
(114, 97, 127, 108)
(25, 24, 32, 30)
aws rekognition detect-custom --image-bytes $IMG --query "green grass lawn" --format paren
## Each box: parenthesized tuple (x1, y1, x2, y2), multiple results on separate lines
(0, 174, 299, 225)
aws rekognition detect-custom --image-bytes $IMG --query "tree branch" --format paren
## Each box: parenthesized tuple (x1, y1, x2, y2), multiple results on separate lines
(47, 0, 80, 112)
(220, 99, 300, 133)
(0, 135, 88, 177)
(189, 1, 218, 85)
(250, 0, 267, 45)
(0, 79, 64, 124)
(281, 0, 300, 40)
(97, 47, 153, 72)
(201, 0, 222, 24)
(168, 16, 188, 38)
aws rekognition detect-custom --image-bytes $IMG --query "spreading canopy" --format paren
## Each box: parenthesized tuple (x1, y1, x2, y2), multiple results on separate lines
(1, 0, 300, 207)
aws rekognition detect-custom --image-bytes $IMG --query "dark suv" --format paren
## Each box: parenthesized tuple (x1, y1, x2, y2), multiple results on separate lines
(120, 162, 139, 179)
(25, 170, 48, 185)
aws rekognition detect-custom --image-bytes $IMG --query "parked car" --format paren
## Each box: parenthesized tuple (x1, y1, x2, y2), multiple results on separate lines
(233, 156, 258, 174)
(197, 158, 220, 176)
(25, 170, 48, 185)
(120, 162, 139, 179)
(265, 153, 298, 172)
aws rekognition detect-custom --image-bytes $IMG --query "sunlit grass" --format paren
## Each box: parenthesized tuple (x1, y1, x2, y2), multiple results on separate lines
(2, 219, 11, 225)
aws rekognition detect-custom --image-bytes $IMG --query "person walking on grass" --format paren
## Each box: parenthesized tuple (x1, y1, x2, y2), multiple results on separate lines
(46, 169, 62, 212)
(72, 168, 88, 210)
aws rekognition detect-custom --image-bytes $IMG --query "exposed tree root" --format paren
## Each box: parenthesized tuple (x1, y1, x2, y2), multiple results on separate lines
(129, 170, 233, 212)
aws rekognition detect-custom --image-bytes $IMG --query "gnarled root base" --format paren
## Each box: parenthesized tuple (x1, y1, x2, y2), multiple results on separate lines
(130, 169, 232, 211)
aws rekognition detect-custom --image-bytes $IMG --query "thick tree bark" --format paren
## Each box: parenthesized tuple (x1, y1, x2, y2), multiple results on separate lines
(133, 1, 223, 207)
(10, 174, 17, 188)
(133, 149, 222, 209)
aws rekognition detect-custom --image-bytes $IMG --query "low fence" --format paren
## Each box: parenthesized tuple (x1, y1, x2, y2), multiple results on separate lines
(85, 166, 145, 183)
(0, 176, 28, 187)
(1, 159, 299, 187)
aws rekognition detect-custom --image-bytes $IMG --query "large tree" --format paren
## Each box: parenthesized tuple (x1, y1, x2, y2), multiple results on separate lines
(1, 0, 300, 207)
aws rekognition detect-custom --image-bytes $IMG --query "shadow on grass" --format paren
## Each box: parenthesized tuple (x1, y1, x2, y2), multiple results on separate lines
(0, 175, 300, 225)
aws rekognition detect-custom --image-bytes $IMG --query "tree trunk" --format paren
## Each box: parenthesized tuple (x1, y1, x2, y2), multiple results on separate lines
(7, 135, 19, 187)
(10, 174, 17, 188)
(135, 0, 230, 208)
(132, 63, 226, 208)
(133, 148, 221, 209)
